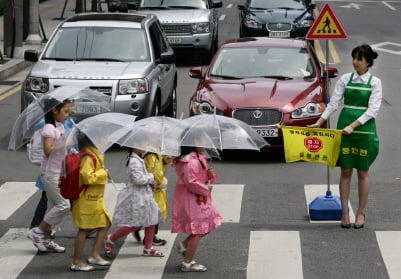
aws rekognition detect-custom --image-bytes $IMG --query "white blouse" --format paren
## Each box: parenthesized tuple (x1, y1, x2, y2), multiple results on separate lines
(321, 71, 382, 125)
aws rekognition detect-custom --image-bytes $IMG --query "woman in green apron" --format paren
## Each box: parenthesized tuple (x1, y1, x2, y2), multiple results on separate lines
(308, 44, 382, 229)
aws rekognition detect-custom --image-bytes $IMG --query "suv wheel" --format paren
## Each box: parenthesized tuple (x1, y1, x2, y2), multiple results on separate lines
(165, 87, 177, 118)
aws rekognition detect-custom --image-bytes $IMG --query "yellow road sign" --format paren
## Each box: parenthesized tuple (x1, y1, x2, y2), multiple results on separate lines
(306, 3, 347, 40)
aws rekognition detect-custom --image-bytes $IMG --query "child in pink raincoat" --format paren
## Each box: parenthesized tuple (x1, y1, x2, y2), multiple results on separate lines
(171, 145, 222, 272)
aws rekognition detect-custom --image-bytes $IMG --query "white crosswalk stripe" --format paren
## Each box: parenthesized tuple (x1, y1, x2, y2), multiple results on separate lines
(1, 182, 401, 278)
(0, 182, 38, 220)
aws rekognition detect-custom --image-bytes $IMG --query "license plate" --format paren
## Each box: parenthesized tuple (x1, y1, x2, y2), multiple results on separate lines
(255, 128, 279, 137)
(168, 38, 182, 44)
(74, 103, 101, 114)
(269, 31, 290, 38)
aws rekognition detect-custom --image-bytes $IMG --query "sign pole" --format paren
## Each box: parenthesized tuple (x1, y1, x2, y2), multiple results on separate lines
(305, 3, 348, 220)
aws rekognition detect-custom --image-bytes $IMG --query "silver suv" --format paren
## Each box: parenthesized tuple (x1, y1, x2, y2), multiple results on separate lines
(137, 0, 222, 63)
(21, 13, 177, 119)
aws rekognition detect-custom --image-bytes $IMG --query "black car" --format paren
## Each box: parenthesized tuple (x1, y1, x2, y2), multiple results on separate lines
(238, 0, 316, 39)
(109, 0, 140, 12)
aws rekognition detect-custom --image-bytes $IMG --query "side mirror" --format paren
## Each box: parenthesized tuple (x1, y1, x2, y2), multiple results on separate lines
(156, 50, 176, 64)
(322, 67, 339, 78)
(189, 67, 203, 79)
(24, 50, 39, 62)
(212, 0, 223, 8)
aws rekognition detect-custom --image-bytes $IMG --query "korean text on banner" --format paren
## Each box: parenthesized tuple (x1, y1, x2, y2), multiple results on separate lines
(282, 126, 342, 167)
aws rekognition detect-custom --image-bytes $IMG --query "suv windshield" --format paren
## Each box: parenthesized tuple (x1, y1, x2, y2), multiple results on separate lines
(43, 26, 150, 62)
(140, 0, 206, 9)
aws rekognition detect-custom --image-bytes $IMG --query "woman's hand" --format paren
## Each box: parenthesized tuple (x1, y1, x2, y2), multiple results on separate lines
(342, 125, 354, 135)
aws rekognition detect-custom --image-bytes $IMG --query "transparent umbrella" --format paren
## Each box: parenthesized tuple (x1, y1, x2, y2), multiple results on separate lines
(180, 114, 269, 151)
(113, 116, 187, 156)
(64, 112, 138, 153)
(8, 85, 111, 150)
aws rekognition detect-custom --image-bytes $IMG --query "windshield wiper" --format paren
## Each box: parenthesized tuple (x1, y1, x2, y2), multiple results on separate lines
(75, 58, 124, 62)
(262, 75, 293, 80)
(210, 74, 242, 79)
(42, 57, 74, 61)
(166, 5, 198, 9)
(139, 6, 171, 10)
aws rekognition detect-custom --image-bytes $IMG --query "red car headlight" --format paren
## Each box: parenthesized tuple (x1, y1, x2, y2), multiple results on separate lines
(291, 102, 325, 119)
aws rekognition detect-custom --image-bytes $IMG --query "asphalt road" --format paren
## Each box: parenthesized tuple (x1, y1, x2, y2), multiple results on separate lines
(1, 1, 401, 279)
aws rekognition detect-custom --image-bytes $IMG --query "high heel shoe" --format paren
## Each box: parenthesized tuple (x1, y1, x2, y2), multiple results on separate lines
(340, 211, 351, 229)
(354, 214, 366, 229)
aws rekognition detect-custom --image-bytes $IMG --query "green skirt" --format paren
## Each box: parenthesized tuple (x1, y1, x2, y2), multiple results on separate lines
(336, 109, 379, 170)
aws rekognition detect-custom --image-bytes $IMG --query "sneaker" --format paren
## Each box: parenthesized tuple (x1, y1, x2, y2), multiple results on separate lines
(132, 230, 141, 242)
(152, 236, 167, 246)
(44, 240, 66, 253)
(27, 228, 47, 251)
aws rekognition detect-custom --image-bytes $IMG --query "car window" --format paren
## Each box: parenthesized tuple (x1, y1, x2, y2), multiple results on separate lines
(43, 26, 150, 62)
(250, 0, 305, 9)
(210, 46, 315, 78)
(149, 22, 168, 60)
(141, 0, 206, 9)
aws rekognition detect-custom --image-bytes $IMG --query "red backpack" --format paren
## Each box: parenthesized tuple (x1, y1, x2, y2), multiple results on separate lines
(59, 151, 97, 200)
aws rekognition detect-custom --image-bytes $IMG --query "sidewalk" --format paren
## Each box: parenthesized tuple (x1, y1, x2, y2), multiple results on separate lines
(0, 0, 107, 95)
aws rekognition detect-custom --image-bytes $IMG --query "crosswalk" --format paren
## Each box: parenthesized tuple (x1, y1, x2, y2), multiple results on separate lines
(0, 182, 400, 278)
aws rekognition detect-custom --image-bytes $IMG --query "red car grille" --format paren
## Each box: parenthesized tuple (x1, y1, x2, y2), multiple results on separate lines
(232, 108, 283, 126)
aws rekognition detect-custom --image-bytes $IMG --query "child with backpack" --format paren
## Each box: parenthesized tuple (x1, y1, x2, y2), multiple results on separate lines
(104, 147, 164, 258)
(70, 133, 112, 272)
(27, 98, 71, 253)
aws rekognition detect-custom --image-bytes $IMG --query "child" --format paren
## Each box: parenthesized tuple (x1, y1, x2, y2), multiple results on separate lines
(171, 142, 222, 272)
(134, 151, 171, 246)
(104, 147, 164, 258)
(70, 133, 112, 272)
(27, 98, 71, 253)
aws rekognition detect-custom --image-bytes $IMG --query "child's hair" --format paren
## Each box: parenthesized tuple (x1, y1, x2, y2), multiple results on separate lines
(351, 44, 378, 67)
(77, 132, 94, 150)
(43, 98, 72, 126)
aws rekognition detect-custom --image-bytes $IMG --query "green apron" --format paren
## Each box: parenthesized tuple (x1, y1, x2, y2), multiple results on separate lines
(336, 73, 379, 170)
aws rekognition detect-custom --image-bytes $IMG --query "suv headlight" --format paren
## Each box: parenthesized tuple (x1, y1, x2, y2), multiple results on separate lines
(295, 19, 314, 28)
(24, 77, 49, 93)
(291, 103, 325, 119)
(192, 22, 210, 33)
(118, 79, 148, 94)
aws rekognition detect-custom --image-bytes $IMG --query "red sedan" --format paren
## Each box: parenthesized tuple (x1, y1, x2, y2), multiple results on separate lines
(188, 37, 338, 147)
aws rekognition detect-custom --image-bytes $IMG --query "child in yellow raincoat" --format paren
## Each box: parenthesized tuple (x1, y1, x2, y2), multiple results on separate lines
(134, 150, 171, 246)
(70, 133, 112, 272)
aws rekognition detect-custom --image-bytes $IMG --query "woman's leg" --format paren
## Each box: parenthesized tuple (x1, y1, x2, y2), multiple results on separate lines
(72, 229, 88, 266)
(355, 170, 370, 225)
(339, 168, 353, 225)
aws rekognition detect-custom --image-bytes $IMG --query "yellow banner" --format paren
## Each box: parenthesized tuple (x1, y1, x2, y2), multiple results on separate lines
(281, 126, 343, 167)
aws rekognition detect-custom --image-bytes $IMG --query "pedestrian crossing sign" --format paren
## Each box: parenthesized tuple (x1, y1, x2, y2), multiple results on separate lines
(306, 3, 347, 40)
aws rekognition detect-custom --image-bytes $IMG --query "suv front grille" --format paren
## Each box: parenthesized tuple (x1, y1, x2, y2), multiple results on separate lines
(162, 24, 193, 35)
(89, 86, 112, 96)
(267, 23, 292, 32)
(232, 108, 283, 126)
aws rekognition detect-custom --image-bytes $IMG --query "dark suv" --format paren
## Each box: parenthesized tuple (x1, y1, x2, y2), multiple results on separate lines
(22, 13, 177, 119)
